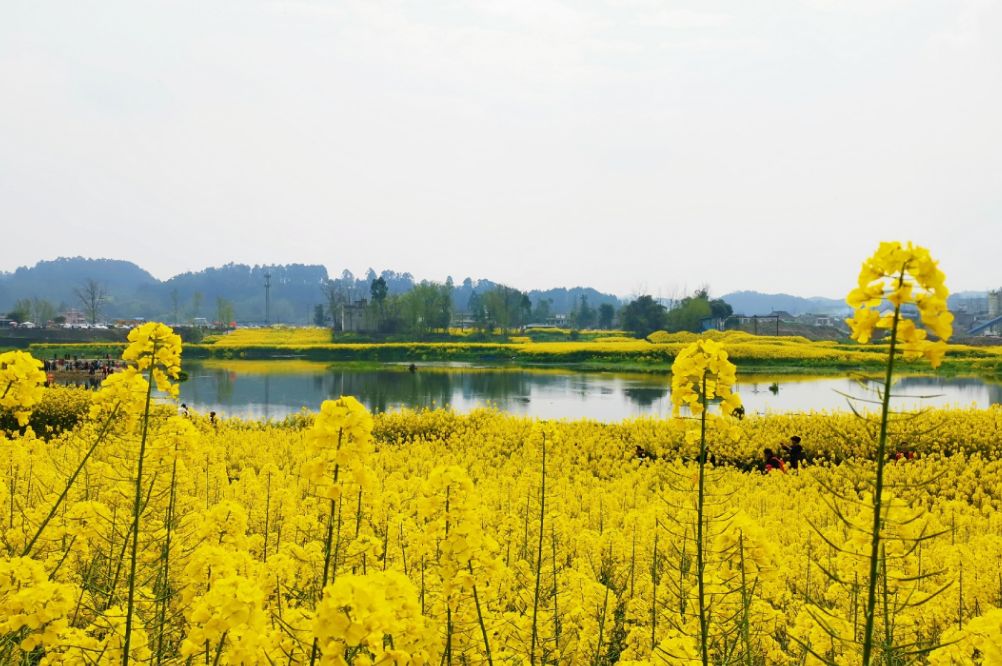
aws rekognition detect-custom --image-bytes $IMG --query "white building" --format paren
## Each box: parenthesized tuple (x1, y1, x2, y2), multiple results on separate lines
(989, 289, 1001, 318)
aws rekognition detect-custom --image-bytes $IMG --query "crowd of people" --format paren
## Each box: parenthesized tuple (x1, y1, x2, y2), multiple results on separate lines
(43, 355, 128, 389)
(632, 434, 809, 474)
(762, 435, 806, 473)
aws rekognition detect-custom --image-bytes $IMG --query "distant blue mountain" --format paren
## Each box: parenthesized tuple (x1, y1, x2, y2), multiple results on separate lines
(722, 290, 992, 317)
(721, 291, 849, 316)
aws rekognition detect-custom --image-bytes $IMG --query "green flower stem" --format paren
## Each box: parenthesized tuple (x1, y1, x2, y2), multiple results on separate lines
(155, 451, 180, 665)
(263, 471, 272, 563)
(739, 532, 753, 666)
(309, 428, 343, 666)
(697, 374, 709, 666)
(861, 283, 902, 666)
(445, 484, 452, 666)
(552, 523, 561, 653)
(124, 342, 159, 666)
(651, 529, 659, 651)
(530, 432, 546, 666)
(470, 560, 494, 666)
(21, 405, 119, 556)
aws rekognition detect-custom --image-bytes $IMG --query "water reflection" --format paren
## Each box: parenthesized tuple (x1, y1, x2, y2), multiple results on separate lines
(622, 386, 669, 408)
(178, 361, 1002, 422)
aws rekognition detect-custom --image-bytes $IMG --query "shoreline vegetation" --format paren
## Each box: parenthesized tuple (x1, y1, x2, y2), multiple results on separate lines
(20, 327, 1002, 377)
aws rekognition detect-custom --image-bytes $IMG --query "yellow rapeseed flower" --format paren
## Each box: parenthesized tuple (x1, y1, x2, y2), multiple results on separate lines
(122, 322, 183, 398)
(846, 241, 953, 367)
(0, 350, 47, 426)
(670, 339, 741, 418)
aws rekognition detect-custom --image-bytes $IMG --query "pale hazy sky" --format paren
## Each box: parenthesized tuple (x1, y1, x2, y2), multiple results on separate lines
(1, 0, 999, 298)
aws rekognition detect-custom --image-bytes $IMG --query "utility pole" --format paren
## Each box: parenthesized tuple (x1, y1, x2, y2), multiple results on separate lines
(264, 272, 272, 325)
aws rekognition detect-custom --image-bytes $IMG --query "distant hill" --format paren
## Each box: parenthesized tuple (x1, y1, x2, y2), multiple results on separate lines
(0, 258, 160, 318)
(721, 291, 848, 316)
(722, 289, 994, 317)
(0, 258, 330, 323)
(0, 258, 622, 324)
(163, 263, 330, 323)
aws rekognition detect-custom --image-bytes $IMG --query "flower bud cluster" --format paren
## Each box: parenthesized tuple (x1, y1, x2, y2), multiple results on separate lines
(312, 571, 432, 664)
(0, 350, 47, 426)
(121, 322, 183, 398)
(846, 241, 953, 367)
(670, 339, 742, 418)
(305, 395, 375, 498)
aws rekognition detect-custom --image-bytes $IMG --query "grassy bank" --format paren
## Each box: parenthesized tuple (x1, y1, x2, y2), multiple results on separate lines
(28, 328, 1002, 377)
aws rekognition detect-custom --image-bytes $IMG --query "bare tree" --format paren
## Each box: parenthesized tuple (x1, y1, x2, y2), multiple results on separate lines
(74, 279, 107, 325)
(322, 279, 347, 331)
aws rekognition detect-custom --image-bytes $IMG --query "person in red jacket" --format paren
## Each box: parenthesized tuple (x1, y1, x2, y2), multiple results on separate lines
(763, 448, 786, 473)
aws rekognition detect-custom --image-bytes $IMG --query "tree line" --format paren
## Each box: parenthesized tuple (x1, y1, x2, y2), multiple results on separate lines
(1, 259, 630, 325)
(315, 276, 732, 339)
(620, 289, 733, 337)
(3, 259, 733, 337)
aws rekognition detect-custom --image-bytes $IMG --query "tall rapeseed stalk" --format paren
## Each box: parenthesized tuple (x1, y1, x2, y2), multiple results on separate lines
(303, 395, 374, 666)
(670, 339, 742, 666)
(844, 241, 953, 665)
(119, 323, 183, 666)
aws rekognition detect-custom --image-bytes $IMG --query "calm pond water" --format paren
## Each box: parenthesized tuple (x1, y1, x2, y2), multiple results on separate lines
(176, 360, 1002, 421)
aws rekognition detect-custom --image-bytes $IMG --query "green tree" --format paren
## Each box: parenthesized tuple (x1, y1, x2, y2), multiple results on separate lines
(572, 295, 595, 329)
(598, 303, 615, 329)
(661, 289, 729, 333)
(215, 298, 235, 327)
(709, 298, 732, 320)
(9, 298, 32, 323)
(30, 298, 56, 325)
(377, 295, 403, 335)
(313, 304, 327, 327)
(621, 295, 668, 337)
(467, 292, 488, 333)
(397, 281, 452, 335)
(531, 298, 552, 324)
(370, 277, 388, 305)
(665, 296, 712, 333)
(369, 278, 388, 331)
(482, 289, 505, 332)
(482, 285, 526, 335)
(441, 278, 455, 330)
